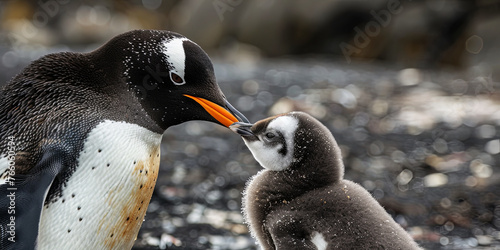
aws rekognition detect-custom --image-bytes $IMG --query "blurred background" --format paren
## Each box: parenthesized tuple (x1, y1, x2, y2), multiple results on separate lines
(1, 0, 500, 249)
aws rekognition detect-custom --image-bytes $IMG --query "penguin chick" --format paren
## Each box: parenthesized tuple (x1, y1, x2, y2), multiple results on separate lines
(231, 112, 421, 250)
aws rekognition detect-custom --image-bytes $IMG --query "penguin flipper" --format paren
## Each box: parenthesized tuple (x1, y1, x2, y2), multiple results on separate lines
(0, 146, 67, 250)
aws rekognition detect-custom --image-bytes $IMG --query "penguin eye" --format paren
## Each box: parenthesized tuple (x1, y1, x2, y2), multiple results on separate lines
(262, 131, 281, 144)
(170, 72, 185, 85)
(265, 132, 276, 139)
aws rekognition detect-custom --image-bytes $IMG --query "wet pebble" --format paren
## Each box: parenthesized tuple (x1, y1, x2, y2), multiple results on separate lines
(424, 173, 448, 187)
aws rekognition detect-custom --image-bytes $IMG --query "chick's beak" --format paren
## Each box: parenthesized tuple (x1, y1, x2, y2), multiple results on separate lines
(229, 122, 255, 138)
(184, 94, 249, 127)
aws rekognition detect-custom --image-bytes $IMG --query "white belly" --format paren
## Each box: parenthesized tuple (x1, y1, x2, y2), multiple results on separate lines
(37, 120, 162, 250)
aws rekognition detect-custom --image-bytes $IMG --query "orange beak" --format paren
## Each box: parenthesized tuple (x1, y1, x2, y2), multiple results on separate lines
(184, 94, 239, 127)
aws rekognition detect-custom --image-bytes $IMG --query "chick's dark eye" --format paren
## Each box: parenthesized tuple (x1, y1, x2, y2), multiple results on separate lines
(265, 132, 276, 139)
(170, 72, 184, 84)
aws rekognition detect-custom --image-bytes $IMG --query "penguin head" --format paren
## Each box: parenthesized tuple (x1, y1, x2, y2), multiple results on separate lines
(92, 30, 248, 130)
(231, 112, 344, 180)
(231, 114, 299, 171)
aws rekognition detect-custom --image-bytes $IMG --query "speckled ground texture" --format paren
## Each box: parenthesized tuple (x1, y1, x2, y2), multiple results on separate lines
(124, 59, 500, 250)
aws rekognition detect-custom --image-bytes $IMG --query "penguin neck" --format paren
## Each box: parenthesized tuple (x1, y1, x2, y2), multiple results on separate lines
(257, 167, 337, 207)
(289, 144, 345, 184)
(291, 124, 345, 183)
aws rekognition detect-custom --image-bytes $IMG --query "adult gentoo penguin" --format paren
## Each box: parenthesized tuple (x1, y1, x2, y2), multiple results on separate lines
(0, 30, 248, 249)
(231, 112, 421, 250)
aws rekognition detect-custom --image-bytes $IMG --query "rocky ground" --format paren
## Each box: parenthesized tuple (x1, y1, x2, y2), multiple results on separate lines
(127, 58, 500, 250)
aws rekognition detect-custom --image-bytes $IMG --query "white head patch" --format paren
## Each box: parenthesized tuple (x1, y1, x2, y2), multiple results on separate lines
(161, 37, 188, 85)
(244, 115, 299, 171)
